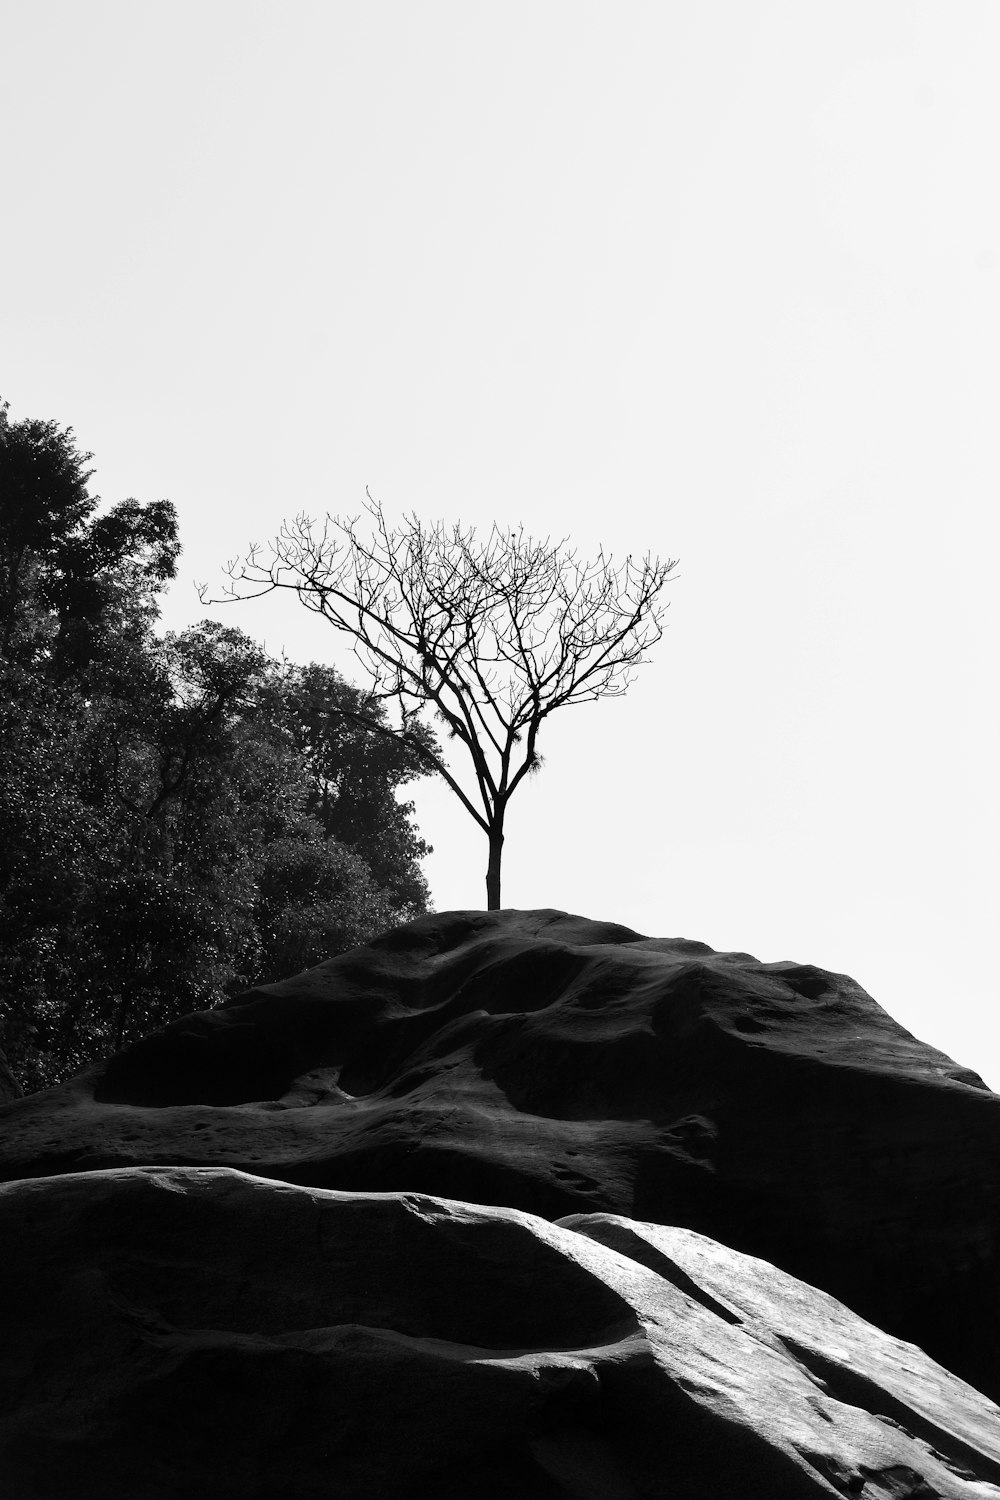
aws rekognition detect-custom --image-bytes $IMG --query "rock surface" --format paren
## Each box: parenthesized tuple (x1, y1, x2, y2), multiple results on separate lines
(2, 908, 998, 1401)
(2, 1166, 998, 1500)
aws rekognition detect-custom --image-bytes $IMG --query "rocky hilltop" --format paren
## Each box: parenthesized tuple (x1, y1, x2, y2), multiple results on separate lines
(2, 909, 998, 1495)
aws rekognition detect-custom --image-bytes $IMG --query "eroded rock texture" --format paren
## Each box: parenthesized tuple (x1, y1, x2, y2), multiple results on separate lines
(1, 909, 998, 1401)
(1, 1167, 998, 1499)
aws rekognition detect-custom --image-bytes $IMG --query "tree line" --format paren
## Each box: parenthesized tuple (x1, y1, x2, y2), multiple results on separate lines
(0, 401, 435, 1093)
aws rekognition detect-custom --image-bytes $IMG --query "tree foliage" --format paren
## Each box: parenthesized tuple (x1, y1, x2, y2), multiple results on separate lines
(216, 494, 678, 907)
(262, 663, 434, 913)
(0, 400, 179, 673)
(0, 404, 433, 1093)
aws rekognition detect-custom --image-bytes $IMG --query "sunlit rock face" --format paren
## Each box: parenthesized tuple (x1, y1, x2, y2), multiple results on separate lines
(1, 908, 998, 1406)
(1, 1167, 998, 1499)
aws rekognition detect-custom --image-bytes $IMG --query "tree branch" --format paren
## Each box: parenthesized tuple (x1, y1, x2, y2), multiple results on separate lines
(206, 497, 678, 907)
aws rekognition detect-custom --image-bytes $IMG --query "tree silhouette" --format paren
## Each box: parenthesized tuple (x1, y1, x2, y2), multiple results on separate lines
(212, 495, 677, 909)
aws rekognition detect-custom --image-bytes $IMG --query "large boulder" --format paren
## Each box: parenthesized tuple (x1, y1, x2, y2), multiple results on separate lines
(2, 909, 998, 1399)
(1, 1166, 998, 1499)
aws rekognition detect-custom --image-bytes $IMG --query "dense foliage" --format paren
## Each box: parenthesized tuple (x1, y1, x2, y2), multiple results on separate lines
(0, 402, 434, 1093)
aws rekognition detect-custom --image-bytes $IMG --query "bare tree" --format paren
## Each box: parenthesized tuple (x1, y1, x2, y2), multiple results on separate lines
(208, 496, 678, 909)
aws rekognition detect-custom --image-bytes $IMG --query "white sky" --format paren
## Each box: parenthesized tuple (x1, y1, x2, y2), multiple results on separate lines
(3, 2, 998, 1085)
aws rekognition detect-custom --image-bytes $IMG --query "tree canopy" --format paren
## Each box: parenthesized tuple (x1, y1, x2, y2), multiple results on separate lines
(0, 400, 179, 672)
(0, 403, 434, 1093)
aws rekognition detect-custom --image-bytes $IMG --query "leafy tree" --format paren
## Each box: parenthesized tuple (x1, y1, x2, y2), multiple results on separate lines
(1, 619, 427, 1091)
(0, 671, 116, 1086)
(0, 404, 435, 1092)
(0, 399, 95, 659)
(0, 398, 179, 673)
(263, 663, 434, 915)
(215, 495, 678, 908)
(255, 836, 397, 982)
(0, 632, 260, 1088)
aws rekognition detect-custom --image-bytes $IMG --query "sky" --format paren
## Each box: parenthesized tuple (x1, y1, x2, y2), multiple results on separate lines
(3, 2, 998, 1086)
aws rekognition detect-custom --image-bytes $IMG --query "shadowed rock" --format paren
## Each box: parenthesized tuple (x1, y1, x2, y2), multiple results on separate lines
(1, 1167, 998, 1499)
(2, 908, 998, 1400)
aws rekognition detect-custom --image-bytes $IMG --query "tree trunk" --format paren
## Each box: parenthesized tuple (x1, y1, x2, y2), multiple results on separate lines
(486, 822, 504, 910)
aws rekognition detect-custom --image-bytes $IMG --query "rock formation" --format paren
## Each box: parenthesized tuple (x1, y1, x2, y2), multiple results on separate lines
(2, 908, 999, 1494)
(1, 1166, 998, 1498)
